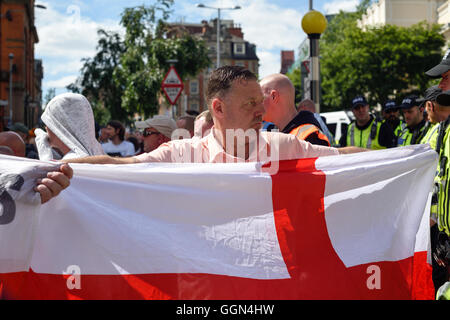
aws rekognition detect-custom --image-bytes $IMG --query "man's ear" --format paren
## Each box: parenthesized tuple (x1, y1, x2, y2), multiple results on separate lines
(211, 97, 225, 119)
(271, 90, 280, 103)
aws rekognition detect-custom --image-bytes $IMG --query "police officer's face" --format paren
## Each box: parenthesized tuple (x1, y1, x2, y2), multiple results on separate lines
(352, 104, 370, 122)
(439, 70, 450, 91)
(383, 109, 399, 122)
(402, 106, 423, 127)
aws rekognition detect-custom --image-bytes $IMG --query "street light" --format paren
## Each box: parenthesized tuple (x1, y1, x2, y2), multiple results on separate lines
(196, 3, 241, 68)
(301, 9, 327, 113)
(8, 53, 14, 127)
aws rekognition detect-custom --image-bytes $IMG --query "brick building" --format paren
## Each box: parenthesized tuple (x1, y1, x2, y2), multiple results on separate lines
(168, 19, 259, 117)
(0, 0, 43, 132)
(280, 50, 294, 74)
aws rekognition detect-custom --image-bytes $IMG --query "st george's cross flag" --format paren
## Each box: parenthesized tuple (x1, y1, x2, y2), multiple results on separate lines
(0, 144, 438, 299)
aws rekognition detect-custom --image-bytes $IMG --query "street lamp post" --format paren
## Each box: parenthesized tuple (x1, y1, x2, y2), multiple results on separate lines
(8, 53, 14, 127)
(301, 9, 327, 113)
(196, 3, 241, 68)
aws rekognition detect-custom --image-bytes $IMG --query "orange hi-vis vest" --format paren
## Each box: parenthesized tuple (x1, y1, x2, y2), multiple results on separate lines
(290, 124, 331, 146)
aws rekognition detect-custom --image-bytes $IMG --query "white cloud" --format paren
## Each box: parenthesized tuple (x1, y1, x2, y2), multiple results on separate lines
(323, 0, 359, 14)
(189, 0, 305, 78)
(45, 75, 78, 89)
(35, 1, 122, 89)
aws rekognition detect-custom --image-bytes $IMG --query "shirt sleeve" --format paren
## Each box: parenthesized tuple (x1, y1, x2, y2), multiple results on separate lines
(275, 132, 339, 160)
(133, 142, 173, 162)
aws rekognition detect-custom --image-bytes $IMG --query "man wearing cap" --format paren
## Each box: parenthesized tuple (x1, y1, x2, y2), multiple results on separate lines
(382, 100, 405, 140)
(135, 115, 177, 153)
(339, 95, 395, 149)
(397, 95, 427, 146)
(425, 49, 450, 91)
(431, 90, 450, 299)
(418, 86, 446, 148)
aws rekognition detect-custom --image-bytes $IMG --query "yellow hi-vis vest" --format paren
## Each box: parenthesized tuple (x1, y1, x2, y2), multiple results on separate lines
(436, 117, 450, 236)
(346, 119, 384, 149)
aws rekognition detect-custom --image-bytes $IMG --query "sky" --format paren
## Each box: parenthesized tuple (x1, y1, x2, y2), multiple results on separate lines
(34, 0, 360, 97)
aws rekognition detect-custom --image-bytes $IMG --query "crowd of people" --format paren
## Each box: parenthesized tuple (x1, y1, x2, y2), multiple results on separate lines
(1, 57, 450, 298)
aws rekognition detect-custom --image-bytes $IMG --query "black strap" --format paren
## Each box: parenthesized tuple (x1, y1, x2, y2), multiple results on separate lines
(436, 116, 450, 154)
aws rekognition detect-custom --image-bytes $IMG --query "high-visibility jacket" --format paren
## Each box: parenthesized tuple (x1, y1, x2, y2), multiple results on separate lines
(435, 116, 450, 236)
(393, 120, 406, 138)
(397, 121, 427, 146)
(420, 122, 439, 149)
(290, 124, 330, 146)
(346, 118, 384, 149)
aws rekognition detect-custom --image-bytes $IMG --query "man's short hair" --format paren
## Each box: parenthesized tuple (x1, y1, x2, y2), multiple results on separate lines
(107, 120, 126, 141)
(206, 66, 257, 109)
(196, 110, 213, 123)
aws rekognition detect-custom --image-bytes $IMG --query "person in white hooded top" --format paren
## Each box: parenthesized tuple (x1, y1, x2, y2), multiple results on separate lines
(35, 93, 105, 160)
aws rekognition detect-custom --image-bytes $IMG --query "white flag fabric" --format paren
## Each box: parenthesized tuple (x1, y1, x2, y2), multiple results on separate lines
(0, 144, 438, 299)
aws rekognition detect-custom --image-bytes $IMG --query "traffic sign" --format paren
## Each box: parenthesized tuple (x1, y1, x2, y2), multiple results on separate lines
(161, 66, 184, 105)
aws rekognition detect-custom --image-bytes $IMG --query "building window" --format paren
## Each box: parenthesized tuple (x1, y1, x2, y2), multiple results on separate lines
(234, 43, 245, 55)
(190, 80, 199, 94)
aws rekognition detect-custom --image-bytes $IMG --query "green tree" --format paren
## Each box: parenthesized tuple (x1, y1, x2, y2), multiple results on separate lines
(67, 29, 124, 124)
(43, 88, 56, 108)
(286, 67, 302, 104)
(68, 0, 210, 123)
(320, 10, 445, 112)
(117, 2, 210, 118)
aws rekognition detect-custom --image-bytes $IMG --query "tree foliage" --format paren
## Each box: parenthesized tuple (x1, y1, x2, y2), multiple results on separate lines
(320, 9, 445, 111)
(68, 0, 210, 124)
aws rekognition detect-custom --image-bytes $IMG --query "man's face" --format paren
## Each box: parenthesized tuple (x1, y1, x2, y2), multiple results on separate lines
(439, 70, 450, 91)
(142, 127, 163, 152)
(352, 104, 370, 122)
(221, 79, 265, 131)
(260, 84, 275, 123)
(425, 101, 437, 123)
(383, 108, 400, 122)
(402, 106, 423, 127)
(104, 125, 117, 139)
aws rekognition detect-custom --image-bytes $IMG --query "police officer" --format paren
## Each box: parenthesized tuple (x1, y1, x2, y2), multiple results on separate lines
(382, 99, 405, 142)
(339, 95, 395, 149)
(418, 86, 446, 147)
(425, 49, 450, 91)
(431, 90, 450, 299)
(397, 95, 427, 146)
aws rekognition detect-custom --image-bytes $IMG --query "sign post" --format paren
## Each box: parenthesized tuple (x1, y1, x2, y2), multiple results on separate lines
(161, 66, 184, 118)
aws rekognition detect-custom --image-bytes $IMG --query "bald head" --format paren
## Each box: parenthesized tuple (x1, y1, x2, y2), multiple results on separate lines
(298, 99, 316, 113)
(0, 131, 26, 157)
(260, 73, 296, 129)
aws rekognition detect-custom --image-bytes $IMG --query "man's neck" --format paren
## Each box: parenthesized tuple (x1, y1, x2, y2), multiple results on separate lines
(111, 136, 123, 145)
(356, 116, 371, 127)
(276, 107, 298, 131)
(213, 127, 254, 160)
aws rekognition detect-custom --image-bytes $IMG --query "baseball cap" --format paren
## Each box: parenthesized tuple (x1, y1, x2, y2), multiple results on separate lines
(416, 85, 442, 107)
(399, 95, 420, 109)
(351, 95, 368, 109)
(383, 100, 397, 111)
(436, 90, 450, 107)
(425, 49, 450, 79)
(8, 122, 29, 135)
(135, 115, 177, 139)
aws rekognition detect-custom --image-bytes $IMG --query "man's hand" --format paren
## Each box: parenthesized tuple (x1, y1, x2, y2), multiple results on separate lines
(35, 164, 73, 204)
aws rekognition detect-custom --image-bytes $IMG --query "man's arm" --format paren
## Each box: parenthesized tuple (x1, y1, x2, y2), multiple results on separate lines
(62, 155, 141, 165)
(337, 146, 369, 154)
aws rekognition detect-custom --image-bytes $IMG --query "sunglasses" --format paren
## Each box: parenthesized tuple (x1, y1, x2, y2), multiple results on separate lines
(143, 130, 161, 137)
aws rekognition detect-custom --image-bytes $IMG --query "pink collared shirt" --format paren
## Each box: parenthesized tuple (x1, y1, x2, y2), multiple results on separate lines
(134, 128, 339, 163)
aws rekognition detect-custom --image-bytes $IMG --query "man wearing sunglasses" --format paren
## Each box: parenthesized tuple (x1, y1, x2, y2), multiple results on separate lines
(339, 95, 395, 149)
(135, 115, 177, 153)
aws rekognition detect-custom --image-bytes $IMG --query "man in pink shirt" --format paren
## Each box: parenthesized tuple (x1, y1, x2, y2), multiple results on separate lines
(65, 66, 365, 165)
